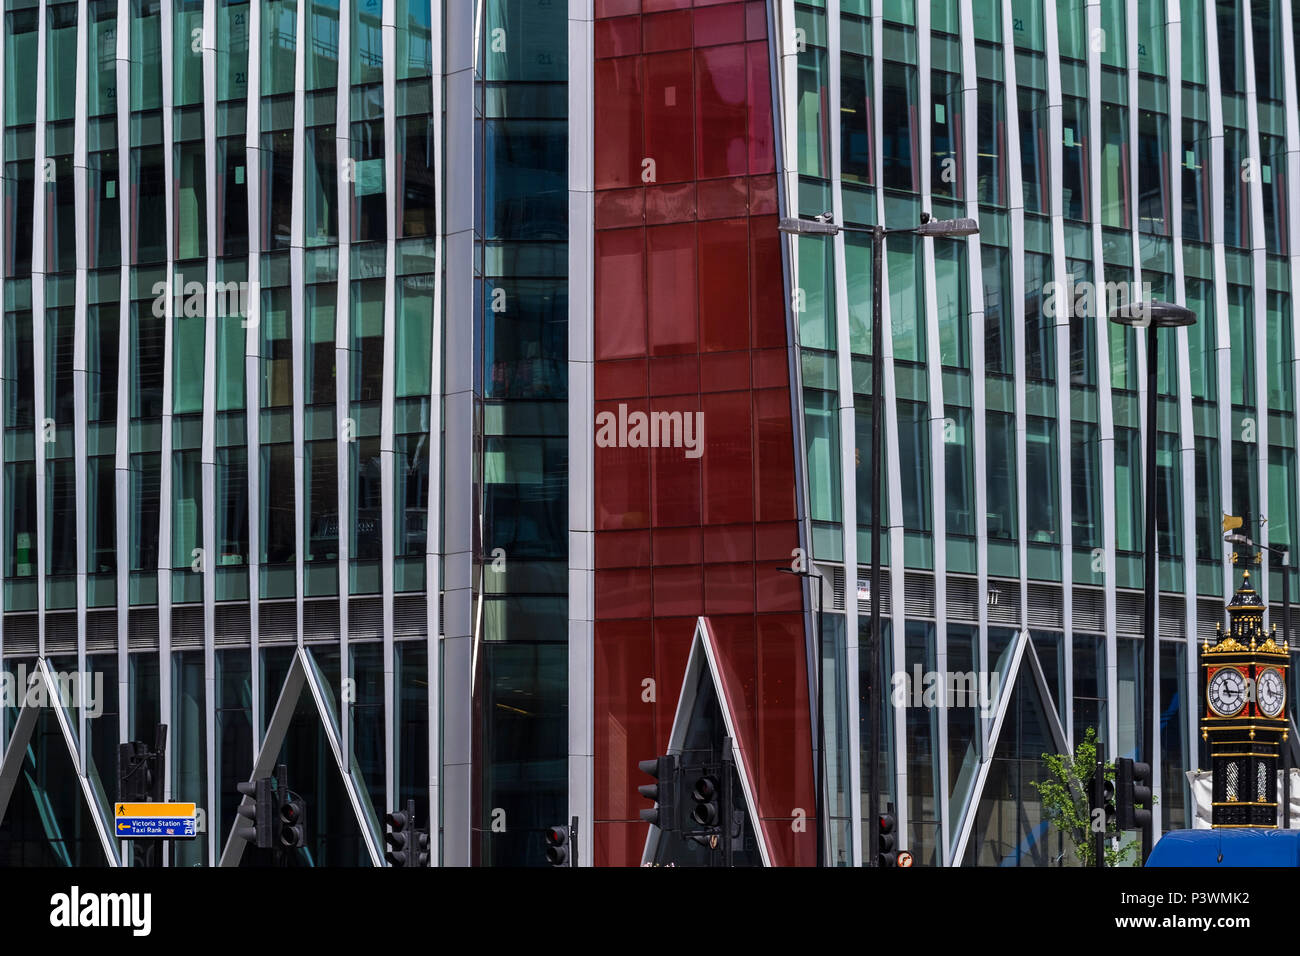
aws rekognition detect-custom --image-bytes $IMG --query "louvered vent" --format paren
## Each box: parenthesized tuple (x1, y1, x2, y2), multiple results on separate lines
(46, 613, 77, 654)
(395, 595, 427, 638)
(305, 599, 340, 642)
(3, 614, 37, 655)
(947, 576, 978, 622)
(87, 611, 117, 652)
(1116, 591, 1144, 635)
(128, 608, 159, 650)
(1027, 584, 1062, 628)
(1198, 600, 1224, 642)
(1072, 587, 1104, 632)
(259, 601, 297, 644)
(216, 603, 251, 646)
(172, 606, 204, 648)
(1159, 597, 1185, 639)
(903, 573, 934, 618)
(349, 598, 383, 639)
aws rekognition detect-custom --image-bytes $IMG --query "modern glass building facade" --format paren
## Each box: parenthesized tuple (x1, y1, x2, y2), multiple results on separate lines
(1, 0, 1299, 867)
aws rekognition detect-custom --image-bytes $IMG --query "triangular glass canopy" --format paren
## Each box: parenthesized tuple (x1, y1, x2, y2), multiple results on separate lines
(952, 633, 1069, 866)
(642, 617, 774, 867)
(0, 658, 121, 865)
(220, 646, 384, 866)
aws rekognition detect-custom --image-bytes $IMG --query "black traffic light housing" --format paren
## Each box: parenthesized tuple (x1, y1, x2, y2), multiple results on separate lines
(384, 800, 416, 867)
(235, 776, 274, 850)
(544, 825, 571, 867)
(637, 755, 679, 830)
(689, 773, 720, 828)
(279, 791, 306, 849)
(1116, 757, 1153, 832)
(878, 812, 898, 867)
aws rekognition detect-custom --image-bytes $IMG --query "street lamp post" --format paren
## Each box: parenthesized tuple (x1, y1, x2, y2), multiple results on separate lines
(1109, 300, 1195, 863)
(1224, 531, 1293, 828)
(780, 212, 978, 867)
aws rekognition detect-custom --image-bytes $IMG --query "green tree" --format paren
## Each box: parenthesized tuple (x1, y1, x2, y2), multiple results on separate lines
(1028, 726, 1137, 867)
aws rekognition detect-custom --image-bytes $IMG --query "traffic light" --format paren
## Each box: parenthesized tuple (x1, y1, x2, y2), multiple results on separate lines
(544, 825, 570, 867)
(411, 827, 430, 868)
(637, 755, 679, 830)
(384, 804, 413, 867)
(278, 790, 306, 850)
(877, 813, 898, 867)
(1116, 757, 1152, 831)
(689, 773, 720, 828)
(235, 777, 274, 850)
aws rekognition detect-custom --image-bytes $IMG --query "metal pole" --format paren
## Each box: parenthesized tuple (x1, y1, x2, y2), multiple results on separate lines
(814, 573, 825, 867)
(1284, 550, 1292, 828)
(1141, 324, 1158, 863)
(867, 224, 885, 867)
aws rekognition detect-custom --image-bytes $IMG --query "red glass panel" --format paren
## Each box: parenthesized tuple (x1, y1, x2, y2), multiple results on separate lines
(593, 822, 650, 867)
(643, 0, 690, 12)
(754, 386, 797, 522)
(595, 187, 645, 229)
(595, 567, 653, 618)
(698, 217, 750, 352)
(695, 45, 748, 178)
(697, 175, 748, 219)
(746, 41, 776, 174)
(647, 353, 700, 395)
(644, 182, 697, 223)
(744, 0, 766, 40)
(704, 564, 755, 614)
(754, 520, 798, 561)
(594, 357, 648, 399)
(594, 619, 655, 821)
(644, 51, 695, 185)
(703, 523, 754, 563)
(706, 614, 759, 757)
(701, 390, 753, 523)
(650, 395, 703, 526)
(594, 57, 644, 189)
(594, 0, 641, 19)
(596, 528, 653, 567)
(751, 347, 788, 388)
(749, 218, 785, 348)
(596, 16, 642, 58)
(653, 564, 704, 617)
(642, 9, 692, 51)
(748, 173, 777, 213)
(653, 616, 699, 747)
(595, 398, 651, 528)
(756, 613, 814, 817)
(647, 222, 698, 354)
(594, 227, 647, 359)
(652, 525, 703, 564)
(699, 350, 750, 392)
(693, 3, 745, 46)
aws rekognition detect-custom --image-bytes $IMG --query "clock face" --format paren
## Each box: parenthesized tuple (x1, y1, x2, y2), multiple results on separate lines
(1208, 667, 1247, 717)
(1257, 667, 1286, 718)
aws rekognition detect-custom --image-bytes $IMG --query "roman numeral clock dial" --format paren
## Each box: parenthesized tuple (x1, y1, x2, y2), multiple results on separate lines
(1207, 667, 1246, 717)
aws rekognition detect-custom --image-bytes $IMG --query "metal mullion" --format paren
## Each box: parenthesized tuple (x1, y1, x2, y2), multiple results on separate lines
(113, 0, 131, 860)
(381, 0, 398, 819)
(826, 0, 862, 868)
(245, 0, 264, 750)
(33, 0, 48, 660)
(74, 0, 91, 772)
(426, 0, 444, 865)
(201, 0, 220, 869)
(913, 0, 950, 867)
(336, 0, 355, 797)
(158, 0, 177, 818)
(1083, 0, 1120, 755)
(566, 0, 594, 866)
(956, 0, 991, 804)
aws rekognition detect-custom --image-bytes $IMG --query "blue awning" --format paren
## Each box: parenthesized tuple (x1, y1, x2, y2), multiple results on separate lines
(1147, 829, 1300, 867)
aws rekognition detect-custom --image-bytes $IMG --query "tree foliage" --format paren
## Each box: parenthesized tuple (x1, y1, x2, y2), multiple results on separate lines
(1028, 726, 1137, 867)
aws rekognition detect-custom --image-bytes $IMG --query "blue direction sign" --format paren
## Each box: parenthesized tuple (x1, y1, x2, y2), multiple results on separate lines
(114, 802, 198, 839)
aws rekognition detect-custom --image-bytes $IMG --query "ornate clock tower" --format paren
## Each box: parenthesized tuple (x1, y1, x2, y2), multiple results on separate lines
(1201, 566, 1290, 827)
